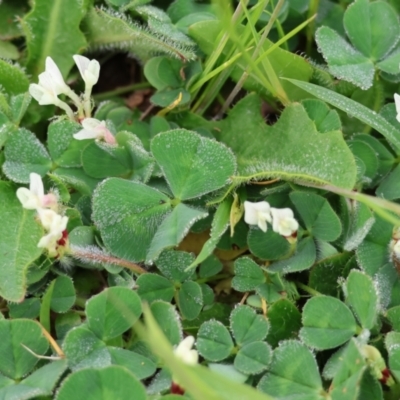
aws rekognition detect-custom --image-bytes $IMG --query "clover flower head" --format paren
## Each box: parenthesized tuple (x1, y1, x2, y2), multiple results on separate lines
(16, 173, 57, 210)
(270, 207, 299, 237)
(395, 93, 400, 124)
(73, 55, 100, 88)
(29, 57, 70, 105)
(73, 118, 116, 144)
(244, 201, 272, 232)
(174, 336, 198, 366)
(37, 209, 69, 257)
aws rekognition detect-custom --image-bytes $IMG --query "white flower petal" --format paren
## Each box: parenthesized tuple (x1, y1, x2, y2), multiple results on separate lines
(244, 201, 271, 232)
(270, 207, 298, 236)
(38, 209, 59, 231)
(81, 117, 102, 130)
(74, 55, 100, 87)
(174, 336, 198, 366)
(395, 93, 400, 123)
(16, 187, 39, 209)
(45, 57, 68, 93)
(73, 129, 100, 140)
(29, 173, 44, 198)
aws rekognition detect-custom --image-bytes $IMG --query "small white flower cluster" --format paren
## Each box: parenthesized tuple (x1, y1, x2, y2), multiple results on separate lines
(173, 336, 198, 366)
(171, 336, 198, 393)
(244, 200, 299, 237)
(29, 55, 115, 144)
(16, 173, 68, 258)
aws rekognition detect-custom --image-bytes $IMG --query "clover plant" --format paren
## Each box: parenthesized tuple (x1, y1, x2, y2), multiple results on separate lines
(2, 0, 400, 399)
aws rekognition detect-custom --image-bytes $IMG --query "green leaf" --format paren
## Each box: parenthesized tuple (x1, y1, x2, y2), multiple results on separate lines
(343, 201, 375, 252)
(268, 237, 316, 274)
(234, 341, 272, 375)
(146, 203, 208, 263)
(92, 178, 172, 262)
(356, 214, 392, 276)
(247, 227, 291, 260)
(197, 320, 234, 362)
(86, 287, 142, 341)
(218, 94, 356, 189)
(144, 56, 184, 90)
(258, 340, 326, 399)
(266, 299, 302, 347)
(376, 164, 400, 200)
(150, 300, 182, 346)
(0, 1, 25, 40)
(327, 339, 367, 400)
(137, 273, 175, 303)
(0, 360, 68, 400)
(345, 270, 378, 330)
(55, 312, 81, 340)
(0, 319, 48, 379)
(344, 0, 399, 60)
(300, 296, 357, 350)
(56, 365, 147, 400)
(230, 305, 269, 346)
(316, 26, 374, 89)
(150, 88, 191, 107)
(188, 198, 231, 269)
(232, 257, 266, 292)
(47, 120, 85, 168)
(50, 275, 76, 313)
(157, 250, 195, 282)
(83, 8, 196, 63)
(301, 99, 342, 133)
(8, 298, 41, 319)
(53, 167, 100, 195)
(151, 129, 236, 201)
(63, 326, 110, 371)
(0, 182, 43, 302)
(285, 79, 400, 150)
(22, 0, 87, 78)
(0, 59, 29, 95)
(3, 128, 52, 183)
(10, 93, 32, 125)
(82, 142, 132, 179)
(290, 191, 342, 241)
(387, 332, 400, 381)
(309, 253, 352, 297)
(108, 347, 156, 380)
(348, 139, 379, 184)
(178, 281, 203, 320)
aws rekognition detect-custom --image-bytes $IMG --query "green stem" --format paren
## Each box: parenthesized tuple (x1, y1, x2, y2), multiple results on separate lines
(306, 0, 320, 56)
(295, 281, 321, 296)
(92, 82, 152, 102)
(196, 273, 232, 284)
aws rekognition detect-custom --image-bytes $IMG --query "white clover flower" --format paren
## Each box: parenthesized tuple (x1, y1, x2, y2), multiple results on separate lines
(244, 201, 272, 232)
(73, 118, 116, 144)
(73, 55, 100, 88)
(29, 57, 77, 120)
(16, 173, 57, 210)
(395, 93, 400, 123)
(174, 336, 198, 366)
(44, 56, 70, 94)
(270, 207, 299, 237)
(29, 71, 61, 106)
(37, 209, 68, 257)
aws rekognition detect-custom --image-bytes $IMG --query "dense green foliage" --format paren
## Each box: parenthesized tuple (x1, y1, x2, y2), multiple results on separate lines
(1, 0, 400, 399)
